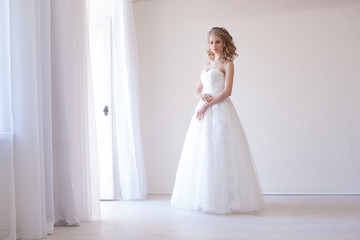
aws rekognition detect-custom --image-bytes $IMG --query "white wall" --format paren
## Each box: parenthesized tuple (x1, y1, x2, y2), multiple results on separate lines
(133, 0, 360, 194)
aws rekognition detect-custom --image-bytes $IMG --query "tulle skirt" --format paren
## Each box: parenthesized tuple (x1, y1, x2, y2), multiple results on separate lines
(171, 98, 264, 214)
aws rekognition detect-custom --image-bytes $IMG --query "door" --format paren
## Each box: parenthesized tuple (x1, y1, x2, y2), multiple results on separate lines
(89, 17, 114, 200)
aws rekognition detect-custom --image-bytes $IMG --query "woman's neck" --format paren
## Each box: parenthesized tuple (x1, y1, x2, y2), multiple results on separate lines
(214, 53, 225, 61)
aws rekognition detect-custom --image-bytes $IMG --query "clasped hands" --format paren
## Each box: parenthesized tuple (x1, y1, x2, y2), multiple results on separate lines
(196, 93, 213, 120)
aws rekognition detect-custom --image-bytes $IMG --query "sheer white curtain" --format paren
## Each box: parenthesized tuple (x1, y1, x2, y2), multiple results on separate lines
(0, 0, 99, 239)
(112, 0, 147, 200)
(51, 0, 99, 225)
(0, 1, 16, 239)
(10, 1, 55, 238)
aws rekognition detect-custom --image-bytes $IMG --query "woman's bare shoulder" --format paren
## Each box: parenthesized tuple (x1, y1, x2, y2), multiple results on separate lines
(224, 59, 234, 68)
(224, 60, 234, 71)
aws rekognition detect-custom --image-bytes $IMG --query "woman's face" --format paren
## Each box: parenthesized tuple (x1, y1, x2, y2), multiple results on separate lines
(209, 34, 224, 56)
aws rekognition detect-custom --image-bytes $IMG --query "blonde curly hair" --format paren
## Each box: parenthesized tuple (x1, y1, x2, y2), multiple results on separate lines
(206, 27, 238, 62)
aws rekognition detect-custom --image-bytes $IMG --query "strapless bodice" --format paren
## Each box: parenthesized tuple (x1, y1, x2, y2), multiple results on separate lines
(200, 68, 225, 96)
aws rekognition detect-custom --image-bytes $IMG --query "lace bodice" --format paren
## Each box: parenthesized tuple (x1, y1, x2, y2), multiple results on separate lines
(200, 68, 225, 96)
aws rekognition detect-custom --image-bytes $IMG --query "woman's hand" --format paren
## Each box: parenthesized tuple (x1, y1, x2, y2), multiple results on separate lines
(197, 93, 212, 120)
(196, 103, 209, 121)
(201, 93, 213, 103)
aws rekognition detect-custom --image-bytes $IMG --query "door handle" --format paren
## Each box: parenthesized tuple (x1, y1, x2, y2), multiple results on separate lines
(103, 105, 109, 116)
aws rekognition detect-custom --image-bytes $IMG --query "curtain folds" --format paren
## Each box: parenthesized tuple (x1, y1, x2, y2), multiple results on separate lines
(0, 0, 99, 239)
(0, 2, 16, 239)
(112, 0, 147, 200)
(11, 0, 54, 237)
(0, 0, 145, 238)
(51, 0, 100, 225)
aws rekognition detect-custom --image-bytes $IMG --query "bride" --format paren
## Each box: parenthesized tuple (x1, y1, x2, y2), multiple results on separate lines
(171, 27, 264, 214)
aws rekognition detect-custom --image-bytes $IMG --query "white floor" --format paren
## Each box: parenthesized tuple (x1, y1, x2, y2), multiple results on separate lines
(47, 194, 360, 240)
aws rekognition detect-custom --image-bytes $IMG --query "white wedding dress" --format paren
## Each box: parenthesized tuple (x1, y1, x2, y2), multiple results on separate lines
(171, 68, 264, 214)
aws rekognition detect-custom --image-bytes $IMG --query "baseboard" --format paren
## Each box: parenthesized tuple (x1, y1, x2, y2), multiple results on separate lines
(148, 191, 172, 195)
(148, 191, 360, 195)
(263, 191, 360, 195)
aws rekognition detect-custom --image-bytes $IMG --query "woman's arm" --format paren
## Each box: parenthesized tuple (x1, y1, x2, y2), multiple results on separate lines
(195, 63, 214, 102)
(194, 80, 203, 100)
(195, 80, 213, 103)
